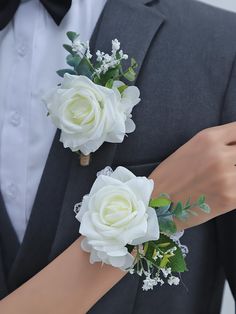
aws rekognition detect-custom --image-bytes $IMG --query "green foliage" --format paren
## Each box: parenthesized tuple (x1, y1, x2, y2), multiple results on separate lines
(105, 79, 114, 89)
(122, 58, 138, 82)
(58, 32, 93, 78)
(58, 32, 139, 86)
(173, 201, 184, 217)
(98, 67, 120, 86)
(150, 194, 211, 234)
(159, 217, 177, 234)
(197, 195, 205, 204)
(93, 57, 138, 87)
(168, 247, 187, 273)
(144, 242, 155, 260)
(144, 234, 187, 273)
(149, 196, 176, 234)
(171, 195, 211, 221)
(118, 84, 128, 94)
(123, 66, 136, 81)
(131, 58, 138, 68)
(199, 203, 211, 213)
(197, 195, 211, 213)
(66, 55, 81, 68)
(93, 76, 102, 85)
(75, 58, 93, 79)
(57, 69, 77, 77)
(149, 197, 171, 208)
(63, 44, 75, 55)
(66, 31, 78, 42)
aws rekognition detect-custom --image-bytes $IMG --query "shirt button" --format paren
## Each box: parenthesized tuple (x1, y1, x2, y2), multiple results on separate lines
(17, 44, 27, 57)
(6, 183, 17, 200)
(10, 112, 21, 126)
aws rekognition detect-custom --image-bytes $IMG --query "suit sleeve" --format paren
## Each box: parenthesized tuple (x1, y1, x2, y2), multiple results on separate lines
(216, 54, 236, 300)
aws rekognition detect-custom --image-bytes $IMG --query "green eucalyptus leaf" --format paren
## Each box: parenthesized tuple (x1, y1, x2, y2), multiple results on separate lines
(93, 76, 102, 85)
(56, 69, 77, 77)
(199, 203, 211, 213)
(67, 31, 78, 42)
(187, 209, 198, 217)
(185, 198, 191, 209)
(63, 44, 74, 55)
(159, 217, 177, 234)
(155, 205, 171, 217)
(75, 58, 93, 79)
(66, 54, 81, 68)
(172, 201, 183, 217)
(150, 197, 171, 208)
(197, 195, 206, 205)
(100, 67, 120, 85)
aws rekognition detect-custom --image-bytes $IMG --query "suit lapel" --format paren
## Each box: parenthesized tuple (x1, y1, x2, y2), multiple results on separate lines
(8, 131, 72, 291)
(0, 246, 8, 299)
(0, 191, 19, 298)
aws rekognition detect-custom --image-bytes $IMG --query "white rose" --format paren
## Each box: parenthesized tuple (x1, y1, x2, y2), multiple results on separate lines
(45, 74, 140, 155)
(76, 167, 160, 269)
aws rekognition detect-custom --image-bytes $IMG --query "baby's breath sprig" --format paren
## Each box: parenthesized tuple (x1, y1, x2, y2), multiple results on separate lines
(57, 32, 138, 90)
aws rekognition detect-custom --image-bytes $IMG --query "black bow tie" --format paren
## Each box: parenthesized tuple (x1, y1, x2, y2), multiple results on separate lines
(0, 0, 72, 30)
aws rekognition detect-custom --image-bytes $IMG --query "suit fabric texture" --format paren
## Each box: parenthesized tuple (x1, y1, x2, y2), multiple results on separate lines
(0, 0, 236, 313)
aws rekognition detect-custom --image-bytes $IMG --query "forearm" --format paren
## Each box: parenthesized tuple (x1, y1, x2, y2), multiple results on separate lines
(0, 238, 126, 314)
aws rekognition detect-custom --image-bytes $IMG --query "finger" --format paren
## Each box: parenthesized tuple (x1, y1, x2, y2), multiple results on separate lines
(215, 122, 236, 145)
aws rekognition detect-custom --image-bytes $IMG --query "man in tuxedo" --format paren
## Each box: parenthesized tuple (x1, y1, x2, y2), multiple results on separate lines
(0, 0, 236, 313)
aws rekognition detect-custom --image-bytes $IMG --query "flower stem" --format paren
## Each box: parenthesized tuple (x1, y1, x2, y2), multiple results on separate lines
(80, 153, 91, 166)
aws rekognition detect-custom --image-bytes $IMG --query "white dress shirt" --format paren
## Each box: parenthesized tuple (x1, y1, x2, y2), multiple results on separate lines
(0, 0, 107, 242)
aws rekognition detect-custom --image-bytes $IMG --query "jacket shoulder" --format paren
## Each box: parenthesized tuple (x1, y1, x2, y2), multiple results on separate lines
(157, 0, 236, 51)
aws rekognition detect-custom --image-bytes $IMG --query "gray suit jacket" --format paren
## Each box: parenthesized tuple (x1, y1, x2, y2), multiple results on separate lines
(1, 0, 236, 313)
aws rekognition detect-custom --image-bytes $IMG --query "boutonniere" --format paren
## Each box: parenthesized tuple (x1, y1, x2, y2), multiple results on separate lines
(44, 32, 140, 166)
(75, 166, 211, 291)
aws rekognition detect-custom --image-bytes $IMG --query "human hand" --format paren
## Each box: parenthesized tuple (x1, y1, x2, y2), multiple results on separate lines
(149, 122, 236, 229)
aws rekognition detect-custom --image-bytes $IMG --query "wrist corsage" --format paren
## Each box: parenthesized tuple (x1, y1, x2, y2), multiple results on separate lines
(75, 166, 211, 291)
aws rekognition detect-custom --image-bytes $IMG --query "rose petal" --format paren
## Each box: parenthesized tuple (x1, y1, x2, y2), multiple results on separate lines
(89, 175, 124, 196)
(126, 177, 154, 206)
(111, 166, 136, 183)
(131, 207, 159, 245)
(108, 253, 134, 269)
(125, 118, 136, 133)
